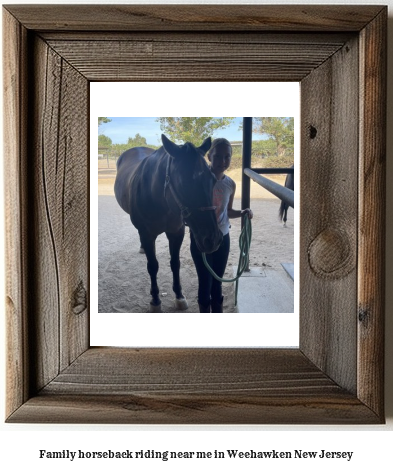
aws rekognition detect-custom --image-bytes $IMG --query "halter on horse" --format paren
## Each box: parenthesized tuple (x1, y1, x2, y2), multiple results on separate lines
(114, 134, 223, 312)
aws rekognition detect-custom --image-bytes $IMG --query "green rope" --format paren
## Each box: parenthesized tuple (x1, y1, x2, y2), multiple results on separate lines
(202, 213, 252, 306)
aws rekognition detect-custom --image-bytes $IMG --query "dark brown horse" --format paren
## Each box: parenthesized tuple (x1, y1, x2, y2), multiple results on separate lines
(279, 165, 294, 227)
(114, 134, 222, 312)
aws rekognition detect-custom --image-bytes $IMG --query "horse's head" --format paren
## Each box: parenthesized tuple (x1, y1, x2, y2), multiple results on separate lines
(162, 134, 223, 254)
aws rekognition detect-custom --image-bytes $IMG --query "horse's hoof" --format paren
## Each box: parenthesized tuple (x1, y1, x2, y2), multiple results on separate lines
(175, 298, 188, 311)
(149, 303, 163, 313)
(139, 247, 145, 254)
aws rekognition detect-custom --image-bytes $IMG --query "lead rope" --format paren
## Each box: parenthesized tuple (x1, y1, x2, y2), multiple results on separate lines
(202, 213, 252, 307)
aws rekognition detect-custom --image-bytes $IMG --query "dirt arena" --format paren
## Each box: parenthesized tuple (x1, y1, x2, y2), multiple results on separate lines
(98, 169, 294, 313)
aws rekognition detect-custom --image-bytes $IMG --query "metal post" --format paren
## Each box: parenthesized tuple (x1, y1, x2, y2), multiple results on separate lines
(241, 117, 252, 272)
(241, 117, 252, 212)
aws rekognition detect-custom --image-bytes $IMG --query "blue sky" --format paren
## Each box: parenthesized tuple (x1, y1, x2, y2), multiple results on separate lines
(99, 117, 268, 146)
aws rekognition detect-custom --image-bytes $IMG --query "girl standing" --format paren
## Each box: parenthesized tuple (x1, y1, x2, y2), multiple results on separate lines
(190, 138, 253, 312)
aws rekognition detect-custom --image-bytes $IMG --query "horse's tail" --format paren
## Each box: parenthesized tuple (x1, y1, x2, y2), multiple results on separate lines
(278, 200, 287, 221)
(279, 166, 294, 222)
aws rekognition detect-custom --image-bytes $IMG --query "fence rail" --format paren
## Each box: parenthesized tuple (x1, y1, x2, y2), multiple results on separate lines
(244, 168, 294, 208)
(251, 167, 294, 175)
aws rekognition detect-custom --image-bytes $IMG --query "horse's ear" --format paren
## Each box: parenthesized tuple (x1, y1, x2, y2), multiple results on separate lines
(198, 137, 212, 156)
(161, 134, 182, 159)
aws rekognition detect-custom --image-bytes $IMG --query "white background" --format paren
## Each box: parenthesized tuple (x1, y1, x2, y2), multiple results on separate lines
(90, 82, 300, 347)
(1, 1, 392, 473)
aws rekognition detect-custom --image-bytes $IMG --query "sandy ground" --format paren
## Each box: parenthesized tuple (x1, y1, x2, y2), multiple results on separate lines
(98, 168, 294, 313)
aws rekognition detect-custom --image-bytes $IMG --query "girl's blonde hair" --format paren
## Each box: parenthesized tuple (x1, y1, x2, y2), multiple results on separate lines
(207, 138, 232, 157)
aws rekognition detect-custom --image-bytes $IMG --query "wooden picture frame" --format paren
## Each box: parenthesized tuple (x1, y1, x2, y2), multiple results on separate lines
(3, 5, 386, 424)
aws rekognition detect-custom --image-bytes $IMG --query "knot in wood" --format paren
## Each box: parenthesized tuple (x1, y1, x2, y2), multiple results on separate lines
(308, 228, 355, 279)
(73, 281, 87, 315)
(309, 125, 317, 139)
(358, 307, 370, 326)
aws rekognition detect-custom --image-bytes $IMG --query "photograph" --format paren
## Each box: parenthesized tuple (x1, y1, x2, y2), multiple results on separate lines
(97, 116, 295, 315)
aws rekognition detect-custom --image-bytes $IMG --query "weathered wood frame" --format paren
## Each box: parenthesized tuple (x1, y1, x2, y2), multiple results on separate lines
(3, 5, 386, 424)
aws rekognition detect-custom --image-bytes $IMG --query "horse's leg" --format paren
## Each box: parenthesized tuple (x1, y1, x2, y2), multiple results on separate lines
(139, 233, 162, 312)
(138, 235, 157, 254)
(166, 228, 188, 311)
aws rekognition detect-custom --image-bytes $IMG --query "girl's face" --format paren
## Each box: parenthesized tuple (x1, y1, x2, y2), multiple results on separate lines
(208, 143, 232, 176)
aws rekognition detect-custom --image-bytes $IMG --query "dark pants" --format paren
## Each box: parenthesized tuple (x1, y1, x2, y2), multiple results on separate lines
(190, 231, 230, 307)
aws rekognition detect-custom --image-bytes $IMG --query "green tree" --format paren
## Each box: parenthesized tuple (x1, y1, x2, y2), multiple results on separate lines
(98, 134, 112, 148)
(157, 117, 235, 144)
(252, 139, 278, 159)
(253, 117, 294, 157)
(98, 117, 111, 127)
(111, 143, 130, 157)
(127, 133, 148, 147)
(108, 136, 158, 160)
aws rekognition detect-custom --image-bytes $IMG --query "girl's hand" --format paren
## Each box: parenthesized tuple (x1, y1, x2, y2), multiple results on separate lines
(241, 208, 253, 219)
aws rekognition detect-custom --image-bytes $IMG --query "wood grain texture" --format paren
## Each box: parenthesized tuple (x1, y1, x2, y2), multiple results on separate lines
(3, 5, 384, 32)
(44, 348, 340, 395)
(45, 37, 348, 82)
(300, 36, 359, 394)
(40, 31, 354, 44)
(3, 9, 30, 417)
(7, 348, 379, 424)
(30, 36, 90, 385)
(9, 392, 378, 425)
(41, 44, 90, 369)
(358, 9, 387, 416)
(3, 5, 386, 424)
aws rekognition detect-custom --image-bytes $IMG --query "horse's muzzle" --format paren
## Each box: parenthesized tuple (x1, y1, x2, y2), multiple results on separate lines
(199, 231, 223, 254)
